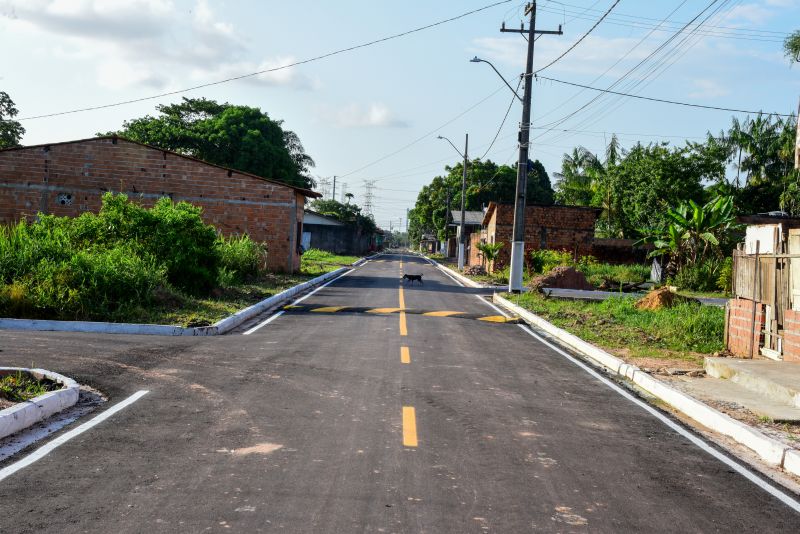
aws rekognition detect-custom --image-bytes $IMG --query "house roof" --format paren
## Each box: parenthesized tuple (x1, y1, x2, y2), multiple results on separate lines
(303, 210, 345, 226)
(449, 210, 484, 226)
(0, 135, 321, 198)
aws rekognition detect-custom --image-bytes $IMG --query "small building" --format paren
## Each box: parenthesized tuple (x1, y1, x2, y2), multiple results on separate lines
(301, 210, 376, 255)
(477, 202, 601, 270)
(0, 136, 320, 272)
(448, 210, 484, 259)
(727, 220, 800, 362)
(419, 234, 438, 254)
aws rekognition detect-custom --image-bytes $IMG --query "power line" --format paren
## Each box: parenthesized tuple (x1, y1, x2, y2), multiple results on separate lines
(481, 76, 522, 159)
(533, 0, 622, 75)
(535, 74, 794, 117)
(10, 0, 512, 122)
(338, 85, 507, 179)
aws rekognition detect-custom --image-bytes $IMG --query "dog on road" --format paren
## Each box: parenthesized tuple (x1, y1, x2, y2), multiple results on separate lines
(402, 274, 423, 284)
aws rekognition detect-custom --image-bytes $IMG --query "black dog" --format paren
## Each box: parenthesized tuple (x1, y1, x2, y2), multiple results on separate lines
(402, 274, 423, 284)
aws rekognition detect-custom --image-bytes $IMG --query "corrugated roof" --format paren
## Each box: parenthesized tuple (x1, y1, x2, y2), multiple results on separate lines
(0, 136, 321, 198)
(450, 210, 485, 226)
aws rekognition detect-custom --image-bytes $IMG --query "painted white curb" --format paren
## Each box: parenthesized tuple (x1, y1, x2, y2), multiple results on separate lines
(0, 367, 80, 440)
(0, 255, 376, 337)
(427, 259, 484, 288)
(493, 293, 799, 474)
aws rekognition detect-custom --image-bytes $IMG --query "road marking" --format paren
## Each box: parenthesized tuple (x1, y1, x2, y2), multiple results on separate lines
(243, 269, 353, 335)
(366, 307, 402, 314)
(400, 346, 411, 364)
(310, 306, 347, 313)
(398, 286, 406, 308)
(475, 295, 800, 514)
(422, 310, 464, 317)
(0, 390, 149, 483)
(402, 406, 418, 447)
(477, 315, 517, 323)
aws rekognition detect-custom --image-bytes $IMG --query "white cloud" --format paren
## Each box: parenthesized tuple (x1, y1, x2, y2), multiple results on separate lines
(0, 0, 312, 92)
(721, 3, 778, 25)
(687, 79, 730, 99)
(321, 103, 408, 128)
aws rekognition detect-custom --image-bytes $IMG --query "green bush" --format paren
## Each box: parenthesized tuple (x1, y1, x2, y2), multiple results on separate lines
(0, 193, 268, 320)
(529, 249, 574, 274)
(717, 257, 733, 294)
(581, 262, 650, 288)
(670, 258, 727, 292)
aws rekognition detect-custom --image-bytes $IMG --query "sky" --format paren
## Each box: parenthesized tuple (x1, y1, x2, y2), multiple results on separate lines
(1, 0, 799, 230)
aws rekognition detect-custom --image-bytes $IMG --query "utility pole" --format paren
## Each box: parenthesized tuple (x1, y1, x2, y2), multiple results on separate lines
(502, 2, 562, 292)
(406, 208, 410, 250)
(332, 176, 337, 201)
(458, 133, 469, 270)
(444, 190, 451, 255)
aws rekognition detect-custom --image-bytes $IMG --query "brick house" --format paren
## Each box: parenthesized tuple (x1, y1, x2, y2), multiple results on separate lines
(476, 202, 601, 271)
(0, 136, 320, 272)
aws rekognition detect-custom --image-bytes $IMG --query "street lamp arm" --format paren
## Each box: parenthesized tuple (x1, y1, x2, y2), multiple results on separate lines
(470, 57, 522, 102)
(436, 135, 465, 159)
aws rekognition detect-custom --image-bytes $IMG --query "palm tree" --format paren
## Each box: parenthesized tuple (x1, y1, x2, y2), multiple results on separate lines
(476, 242, 504, 272)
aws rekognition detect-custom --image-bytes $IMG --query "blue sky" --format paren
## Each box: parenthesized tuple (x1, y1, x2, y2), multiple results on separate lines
(1, 0, 798, 229)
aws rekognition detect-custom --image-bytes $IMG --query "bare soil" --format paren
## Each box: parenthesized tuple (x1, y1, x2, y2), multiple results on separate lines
(635, 287, 700, 310)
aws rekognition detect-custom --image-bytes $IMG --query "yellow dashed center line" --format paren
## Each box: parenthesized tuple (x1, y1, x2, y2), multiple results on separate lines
(400, 346, 410, 364)
(402, 406, 418, 447)
(422, 310, 465, 317)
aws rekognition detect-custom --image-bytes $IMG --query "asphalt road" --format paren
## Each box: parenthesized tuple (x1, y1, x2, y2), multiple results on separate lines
(0, 253, 798, 533)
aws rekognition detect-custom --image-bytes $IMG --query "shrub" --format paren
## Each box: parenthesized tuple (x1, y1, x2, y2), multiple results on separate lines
(530, 249, 573, 274)
(717, 257, 733, 294)
(669, 258, 726, 292)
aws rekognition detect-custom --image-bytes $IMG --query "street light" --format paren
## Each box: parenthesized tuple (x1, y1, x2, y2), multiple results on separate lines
(470, 57, 522, 102)
(437, 134, 469, 270)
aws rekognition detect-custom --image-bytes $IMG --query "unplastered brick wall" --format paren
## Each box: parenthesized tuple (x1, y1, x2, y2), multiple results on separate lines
(0, 137, 314, 272)
(781, 309, 800, 362)
(485, 203, 600, 271)
(726, 298, 765, 358)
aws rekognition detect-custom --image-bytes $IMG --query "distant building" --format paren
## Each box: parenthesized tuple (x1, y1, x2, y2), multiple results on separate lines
(446, 210, 484, 259)
(0, 136, 320, 272)
(301, 210, 380, 255)
(471, 202, 600, 270)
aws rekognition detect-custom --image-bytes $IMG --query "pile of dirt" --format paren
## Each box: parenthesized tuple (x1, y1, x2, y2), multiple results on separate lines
(529, 266, 594, 291)
(463, 265, 487, 276)
(635, 287, 700, 310)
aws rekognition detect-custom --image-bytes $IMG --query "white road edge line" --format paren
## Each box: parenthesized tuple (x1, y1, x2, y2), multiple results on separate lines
(0, 390, 149, 483)
(243, 268, 356, 335)
(476, 295, 800, 513)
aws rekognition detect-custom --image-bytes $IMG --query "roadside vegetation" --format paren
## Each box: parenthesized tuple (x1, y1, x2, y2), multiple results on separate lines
(0, 371, 59, 404)
(507, 291, 724, 367)
(0, 194, 359, 326)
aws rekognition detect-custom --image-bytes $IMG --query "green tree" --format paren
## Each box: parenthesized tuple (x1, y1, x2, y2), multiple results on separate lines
(785, 30, 800, 63)
(476, 241, 503, 271)
(0, 91, 25, 149)
(108, 97, 315, 189)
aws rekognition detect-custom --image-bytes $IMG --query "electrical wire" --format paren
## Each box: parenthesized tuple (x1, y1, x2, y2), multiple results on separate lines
(10, 0, 513, 122)
(481, 77, 522, 159)
(533, 0, 622, 75)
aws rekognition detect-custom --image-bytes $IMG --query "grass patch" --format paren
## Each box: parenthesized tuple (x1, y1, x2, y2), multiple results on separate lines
(300, 249, 361, 277)
(0, 371, 60, 403)
(507, 292, 724, 366)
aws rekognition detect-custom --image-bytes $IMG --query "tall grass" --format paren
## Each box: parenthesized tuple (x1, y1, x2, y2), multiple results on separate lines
(0, 193, 267, 321)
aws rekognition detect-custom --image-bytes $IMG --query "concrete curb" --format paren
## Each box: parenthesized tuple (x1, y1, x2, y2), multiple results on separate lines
(426, 259, 484, 289)
(0, 255, 375, 337)
(492, 293, 799, 476)
(0, 367, 80, 440)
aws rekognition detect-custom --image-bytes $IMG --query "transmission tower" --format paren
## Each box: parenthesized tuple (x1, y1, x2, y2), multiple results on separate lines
(316, 177, 331, 199)
(362, 180, 376, 216)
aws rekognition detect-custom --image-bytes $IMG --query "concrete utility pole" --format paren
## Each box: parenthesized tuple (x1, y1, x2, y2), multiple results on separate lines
(406, 208, 410, 250)
(458, 134, 469, 270)
(332, 176, 337, 201)
(501, 2, 562, 292)
(444, 190, 451, 255)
